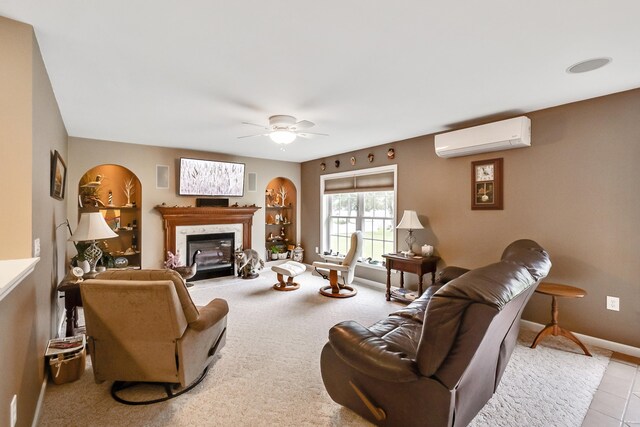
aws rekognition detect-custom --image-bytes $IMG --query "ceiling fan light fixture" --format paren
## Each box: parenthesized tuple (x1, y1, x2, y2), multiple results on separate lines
(270, 130, 296, 144)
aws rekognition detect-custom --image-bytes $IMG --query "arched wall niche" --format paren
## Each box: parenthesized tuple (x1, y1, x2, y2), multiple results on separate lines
(264, 177, 297, 259)
(76, 164, 143, 268)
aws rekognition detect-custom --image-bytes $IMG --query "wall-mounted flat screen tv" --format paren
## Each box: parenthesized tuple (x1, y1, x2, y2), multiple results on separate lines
(179, 157, 245, 197)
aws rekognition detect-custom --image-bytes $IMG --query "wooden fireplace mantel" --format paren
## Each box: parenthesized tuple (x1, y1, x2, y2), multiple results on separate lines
(155, 205, 261, 253)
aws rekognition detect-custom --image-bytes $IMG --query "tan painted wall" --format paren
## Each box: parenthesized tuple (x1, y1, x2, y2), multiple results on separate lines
(301, 88, 640, 348)
(0, 17, 32, 259)
(67, 138, 301, 266)
(0, 17, 68, 427)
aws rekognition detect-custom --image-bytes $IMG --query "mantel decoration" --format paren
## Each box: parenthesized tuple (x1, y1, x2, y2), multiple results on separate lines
(50, 150, 67, 200)
(471, 158, 503, 210)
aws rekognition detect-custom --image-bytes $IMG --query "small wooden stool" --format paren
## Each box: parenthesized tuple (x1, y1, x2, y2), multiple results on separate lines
(530, 282, 592, 356)
(271, 261, 306, 291)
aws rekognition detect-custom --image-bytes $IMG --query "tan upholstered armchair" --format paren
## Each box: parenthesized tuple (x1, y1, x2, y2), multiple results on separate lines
(313, 231, 363, 298)
(80, 269, 228, 403)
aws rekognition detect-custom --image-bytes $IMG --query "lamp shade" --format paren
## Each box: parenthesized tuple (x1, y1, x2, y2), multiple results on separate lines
(396, 210, 424, 230)
(69, 212, 118, 242)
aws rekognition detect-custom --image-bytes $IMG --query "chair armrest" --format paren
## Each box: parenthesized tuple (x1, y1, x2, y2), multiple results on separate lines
(191, 298, 229, 331)
(321, 254, 345, 263)
(328, 321, 419, 382)
(313, 261, 350, 272)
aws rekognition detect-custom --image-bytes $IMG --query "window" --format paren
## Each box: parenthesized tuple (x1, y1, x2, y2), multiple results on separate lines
(321, 166, 396, 263)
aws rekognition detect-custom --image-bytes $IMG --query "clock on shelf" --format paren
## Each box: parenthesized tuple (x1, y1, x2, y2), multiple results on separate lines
(471, 158, 503, 210)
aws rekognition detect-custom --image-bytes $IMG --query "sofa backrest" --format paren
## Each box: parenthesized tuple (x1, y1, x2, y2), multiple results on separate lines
(415, 239, 551, 379)
(341, 231, 363, 284)
(80, 279, 189, 383)
(94, 269, 200, 323)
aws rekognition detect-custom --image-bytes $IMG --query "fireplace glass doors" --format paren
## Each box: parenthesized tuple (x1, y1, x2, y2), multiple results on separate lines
(186, 232, 235, 280)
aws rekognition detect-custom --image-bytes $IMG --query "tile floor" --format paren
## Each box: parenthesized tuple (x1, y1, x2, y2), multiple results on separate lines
(582, 352, 640, 427)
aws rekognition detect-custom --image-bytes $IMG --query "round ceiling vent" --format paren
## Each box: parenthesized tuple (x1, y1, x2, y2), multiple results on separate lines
(567, 57, 612, 74)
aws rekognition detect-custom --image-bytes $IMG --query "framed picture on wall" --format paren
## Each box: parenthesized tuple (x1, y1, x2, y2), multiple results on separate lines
(50, 150, 67, 200)
(471, 158, 503, 210)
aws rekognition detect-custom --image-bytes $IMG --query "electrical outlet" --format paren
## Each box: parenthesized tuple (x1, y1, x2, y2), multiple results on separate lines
(10, 394, 17, 427)
(606, 296, 620, 311)
(33, 238, 40, 257)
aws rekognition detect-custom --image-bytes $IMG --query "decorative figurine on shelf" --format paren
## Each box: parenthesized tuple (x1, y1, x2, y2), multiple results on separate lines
(266, 188, 276, 207)
(123, 176, 135, 207)
(275, 214, 280, 224)
(280, 226, 285, 236)
(234, 247, 264, 279)
(278, 186, 287, 207)
(107, 191, 114, 206)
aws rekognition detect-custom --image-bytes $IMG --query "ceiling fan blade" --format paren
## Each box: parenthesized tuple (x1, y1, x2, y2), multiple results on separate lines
(293, 120, 314, 129)
(297, 132, 329, 138)
(237, 133, 267, 139)
(241, 121, 269, 129)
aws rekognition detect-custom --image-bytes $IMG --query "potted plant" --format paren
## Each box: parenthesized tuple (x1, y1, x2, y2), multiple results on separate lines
(270, 246, 280, 260)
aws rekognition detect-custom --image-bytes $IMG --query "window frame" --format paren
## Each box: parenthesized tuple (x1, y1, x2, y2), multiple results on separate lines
(319, 165, 398, 262)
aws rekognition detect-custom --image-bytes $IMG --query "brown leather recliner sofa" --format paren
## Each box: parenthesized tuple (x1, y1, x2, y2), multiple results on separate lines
(320, 239, 551, 427)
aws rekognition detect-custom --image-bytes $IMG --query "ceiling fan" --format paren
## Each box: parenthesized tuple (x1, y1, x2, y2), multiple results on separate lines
(238, 115, 328, 144)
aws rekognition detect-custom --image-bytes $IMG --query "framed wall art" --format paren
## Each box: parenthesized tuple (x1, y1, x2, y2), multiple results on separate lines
(50, 150, 67, 200)
(471, 158, 503, 210)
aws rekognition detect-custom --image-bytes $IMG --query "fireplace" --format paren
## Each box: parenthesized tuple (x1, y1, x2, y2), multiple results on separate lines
(155, 205, 261, 281)
(187, 232, 234, 280)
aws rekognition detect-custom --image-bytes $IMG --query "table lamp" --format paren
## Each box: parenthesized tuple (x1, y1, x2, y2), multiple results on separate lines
(69, 212, 118, 274)
(396, 210, 424, 256)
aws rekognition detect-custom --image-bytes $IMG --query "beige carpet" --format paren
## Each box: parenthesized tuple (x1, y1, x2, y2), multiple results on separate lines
(40, 269, 610, 426)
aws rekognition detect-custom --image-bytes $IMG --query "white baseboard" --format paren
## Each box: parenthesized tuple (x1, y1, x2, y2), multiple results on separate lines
(520, 320, 640, 358)
(31, 377, 47, 427)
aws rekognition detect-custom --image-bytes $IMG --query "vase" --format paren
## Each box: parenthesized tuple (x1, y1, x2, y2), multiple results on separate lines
(421, 245, 434, 257)
(78, 260, 91, 274)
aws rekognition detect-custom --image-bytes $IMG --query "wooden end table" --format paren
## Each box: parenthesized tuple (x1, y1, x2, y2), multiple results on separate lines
(57, 279, 83, 337)
(530, 282, 592, 357)
(382, 253, 440, 301)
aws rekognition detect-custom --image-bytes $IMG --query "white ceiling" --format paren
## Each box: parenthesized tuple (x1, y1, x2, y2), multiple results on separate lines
(2, 1, 639, 162)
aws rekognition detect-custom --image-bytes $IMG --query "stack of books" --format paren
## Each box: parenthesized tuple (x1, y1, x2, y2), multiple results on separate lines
(390, 287, 417, 303)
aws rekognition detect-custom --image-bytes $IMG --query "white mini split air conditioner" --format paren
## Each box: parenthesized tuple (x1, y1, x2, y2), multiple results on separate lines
(434, 116, 531, 158)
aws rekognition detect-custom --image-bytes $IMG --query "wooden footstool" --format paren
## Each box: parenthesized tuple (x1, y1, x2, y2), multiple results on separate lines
(530, 282, 592, 356)
(271, 261, 306, 291)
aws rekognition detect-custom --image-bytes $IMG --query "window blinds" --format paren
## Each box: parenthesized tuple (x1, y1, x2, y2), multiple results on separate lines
(323, 171, 394, 194)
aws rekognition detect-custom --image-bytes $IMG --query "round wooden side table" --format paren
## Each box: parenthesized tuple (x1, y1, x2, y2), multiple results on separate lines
(530, 282, 592, 357)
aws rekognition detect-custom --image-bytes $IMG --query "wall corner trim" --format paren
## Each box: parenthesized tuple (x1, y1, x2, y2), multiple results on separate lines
(31, 377, 48, 427)
(0, 257, 39, 302)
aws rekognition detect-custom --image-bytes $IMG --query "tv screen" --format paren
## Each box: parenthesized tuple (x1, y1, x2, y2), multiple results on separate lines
(179, 158, 245, 197)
